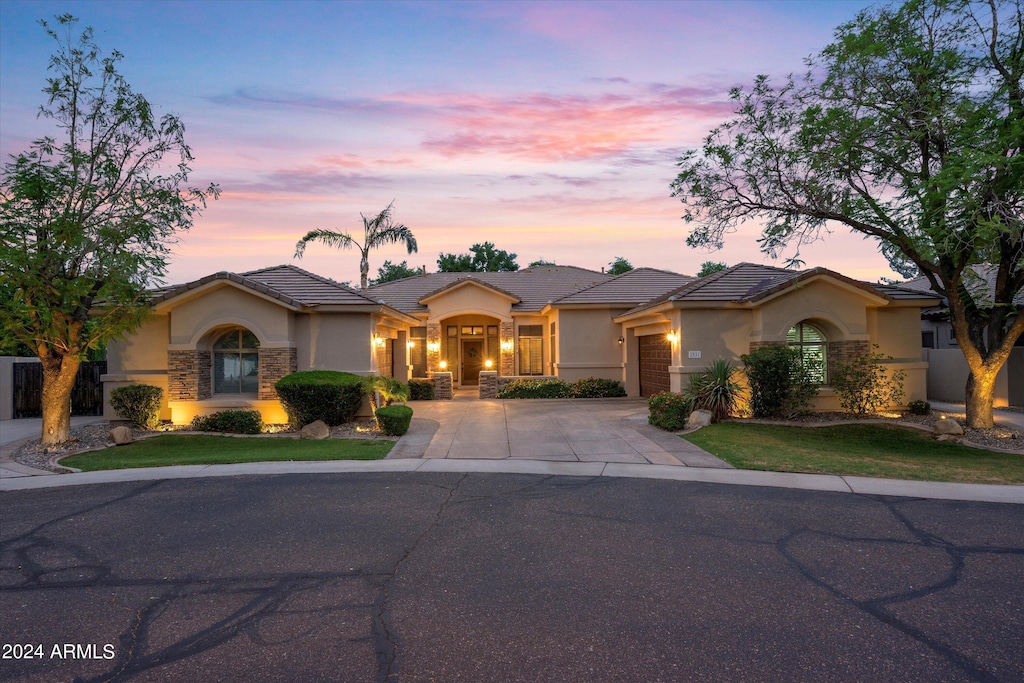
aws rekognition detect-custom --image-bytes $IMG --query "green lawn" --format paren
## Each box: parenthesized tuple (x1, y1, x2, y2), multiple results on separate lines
(60, 434, 393, 472)
(683, 423, 1024, 484)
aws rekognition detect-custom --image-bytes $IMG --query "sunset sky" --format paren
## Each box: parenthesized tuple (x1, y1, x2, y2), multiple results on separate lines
(0, 0, 893, 287)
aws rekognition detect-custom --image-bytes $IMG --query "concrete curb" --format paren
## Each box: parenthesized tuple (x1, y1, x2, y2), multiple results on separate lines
(2, 458, 1021, 504)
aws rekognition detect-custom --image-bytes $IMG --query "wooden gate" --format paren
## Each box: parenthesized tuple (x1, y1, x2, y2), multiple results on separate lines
(12, 361, 107, 418)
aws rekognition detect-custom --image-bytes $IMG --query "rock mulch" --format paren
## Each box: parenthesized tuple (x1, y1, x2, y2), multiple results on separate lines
(9, 418, 394, 474)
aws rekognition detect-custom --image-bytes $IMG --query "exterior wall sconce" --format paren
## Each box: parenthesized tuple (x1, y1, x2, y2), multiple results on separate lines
(484, 359, 494, 369)
(439, 360, 448, 370)
(666, 332, 678, 345)
(500, 340, 513, 352)
(618, 336, 624, 345)
(427, 341, 441, 353)
(373, 336, 387, 349)
(407, 340, 415, 349)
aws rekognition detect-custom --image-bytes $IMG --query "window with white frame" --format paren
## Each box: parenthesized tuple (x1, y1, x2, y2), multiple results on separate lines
(786, 322, 827, 384)
(213, 328, 259, 394)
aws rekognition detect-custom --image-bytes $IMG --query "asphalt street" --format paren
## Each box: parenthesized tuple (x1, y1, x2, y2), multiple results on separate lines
(1, 473, 1021, 683)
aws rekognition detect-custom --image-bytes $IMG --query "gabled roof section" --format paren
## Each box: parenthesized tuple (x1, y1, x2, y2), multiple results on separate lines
(618, 262, 940, 317)
(419, 277, 521, 305)
(552, 268, 694, 305)
(150, 264, 384, 309)
(364, 265, 610, 313)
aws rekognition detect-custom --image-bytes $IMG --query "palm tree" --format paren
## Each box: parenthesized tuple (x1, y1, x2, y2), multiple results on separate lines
(294, 201, 417, 289)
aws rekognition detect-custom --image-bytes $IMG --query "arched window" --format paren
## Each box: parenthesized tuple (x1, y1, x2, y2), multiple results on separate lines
(213, 328, 259, 394)
(787, 322, 827, 383)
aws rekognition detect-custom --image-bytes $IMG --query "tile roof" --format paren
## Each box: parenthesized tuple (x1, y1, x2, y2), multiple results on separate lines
(364, 265, 610, 313)
(905, 265, 1024, 307)
(619, 262, 939, 316)
(552, 268, 694, 305)
(150, 264, 383, 308)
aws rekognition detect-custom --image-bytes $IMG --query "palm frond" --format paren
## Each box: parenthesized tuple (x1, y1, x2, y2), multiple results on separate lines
(293, 229, 357, 259)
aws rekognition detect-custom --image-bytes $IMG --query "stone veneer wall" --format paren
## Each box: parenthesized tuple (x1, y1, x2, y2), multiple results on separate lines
(168, 350, 212, 401)
(258, 347, 297, 400)
(827, 340, 871, 366)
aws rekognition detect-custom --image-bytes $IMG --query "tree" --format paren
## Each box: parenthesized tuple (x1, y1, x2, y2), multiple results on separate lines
(529, 259, 557, 267)
(0, 16, 217, 445)
(370, 260, 424, 285)
(294, 201, 417, 289)
(607, 257, 633, 275)
(671, 0, 1023, 428)
(697, 261, 728, 277)
(437, 241, 519, 272)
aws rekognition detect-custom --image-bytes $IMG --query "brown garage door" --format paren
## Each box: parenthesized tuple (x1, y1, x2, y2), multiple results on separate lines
(639, 335, 671, 397)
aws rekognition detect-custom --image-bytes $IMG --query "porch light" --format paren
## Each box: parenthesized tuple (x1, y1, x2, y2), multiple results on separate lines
(500, 340, 513, 352)
(428, 341, 441, 353)
(407, 341, 415, 349)
(666, 332, 678, 345)
(485, 359, 494, 369)
(618, 336, 624, 345)
(439, 360, 448, 370)
(373, 336, 386, 349)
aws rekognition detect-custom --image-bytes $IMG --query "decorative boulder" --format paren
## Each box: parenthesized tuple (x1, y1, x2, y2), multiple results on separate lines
(110, 426, 133, 445)
(686, 409, 714, 430)
(299, 420, 330, 440)
(934, 418, 964, 436)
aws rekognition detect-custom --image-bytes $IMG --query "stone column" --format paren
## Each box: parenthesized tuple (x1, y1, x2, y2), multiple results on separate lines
(427, 322, 442, 373)
(499, 320, 514, 376)
(479, 370, 498, 399)
(168, 350, 203, 401)
(430, 371, 453, 400)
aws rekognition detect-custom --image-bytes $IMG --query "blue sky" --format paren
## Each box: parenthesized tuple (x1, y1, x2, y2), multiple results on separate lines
(0, 0, 891, 285)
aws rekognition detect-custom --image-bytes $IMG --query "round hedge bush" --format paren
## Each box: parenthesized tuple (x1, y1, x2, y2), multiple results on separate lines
(109, 384, 163, 428)
(647, 391, 692, 431)
(375, 404, 413, 436)
(275, 371, 366, 427)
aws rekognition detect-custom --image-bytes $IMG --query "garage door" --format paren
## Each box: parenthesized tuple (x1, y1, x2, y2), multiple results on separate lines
(639, 335, 671, 397)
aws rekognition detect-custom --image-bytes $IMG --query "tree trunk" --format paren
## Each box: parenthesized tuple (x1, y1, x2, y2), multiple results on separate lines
(39, 353, 81, 445)
(964, 366, 997, 429)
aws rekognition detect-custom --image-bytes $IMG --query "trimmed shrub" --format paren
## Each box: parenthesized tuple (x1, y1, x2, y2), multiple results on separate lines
(409, 378, 435, 401)
(191, 410, 263, 434)
(109, 384, 163, 428)
(275, 370, 366, 427)
(686, 359, 743, 422)
(907, 399, 931, 415)
(376, 404, 413, 436)
(741, 346, 819, 418)
(647, 391, 692, 431)
(569, 377, 627, 398)
(831, 347, 906, 415)
(496, 378, 572, 399)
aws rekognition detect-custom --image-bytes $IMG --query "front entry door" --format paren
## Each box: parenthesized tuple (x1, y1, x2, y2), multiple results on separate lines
(462, 340, 484, 385)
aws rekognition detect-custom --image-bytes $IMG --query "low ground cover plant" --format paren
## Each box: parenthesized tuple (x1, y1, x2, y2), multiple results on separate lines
(907, 399, 931, 415)
(109, 384, 163, 428)
(190, 410, 263, 434)
(497, 377, 626, 399)
(275, 370, 365, 427)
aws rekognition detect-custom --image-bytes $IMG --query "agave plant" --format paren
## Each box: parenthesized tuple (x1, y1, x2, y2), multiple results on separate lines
(687, 359, 743, 422)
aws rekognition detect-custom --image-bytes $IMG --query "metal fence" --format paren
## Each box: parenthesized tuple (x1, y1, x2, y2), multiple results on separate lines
(12, 361, 106, 418)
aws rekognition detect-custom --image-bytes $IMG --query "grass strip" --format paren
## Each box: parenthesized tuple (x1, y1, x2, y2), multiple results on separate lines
(60, 434, 393, 471)
(682, 423, 1024, 484)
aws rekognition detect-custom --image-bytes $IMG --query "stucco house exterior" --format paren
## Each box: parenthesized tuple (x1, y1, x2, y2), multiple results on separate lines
(102, 262, 940, 424)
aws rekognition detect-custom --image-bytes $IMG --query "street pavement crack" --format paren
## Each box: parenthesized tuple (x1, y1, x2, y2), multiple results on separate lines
(373, 473, 467, 683)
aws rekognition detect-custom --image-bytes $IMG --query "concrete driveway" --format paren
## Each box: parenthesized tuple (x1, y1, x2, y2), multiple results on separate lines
(391, 396, 729, 468)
